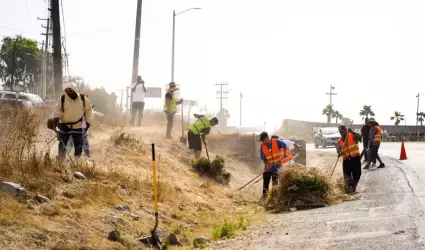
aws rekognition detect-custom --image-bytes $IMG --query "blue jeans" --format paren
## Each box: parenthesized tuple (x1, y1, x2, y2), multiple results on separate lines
(58, 124, 83, 162)
(82, 130, 91, 158)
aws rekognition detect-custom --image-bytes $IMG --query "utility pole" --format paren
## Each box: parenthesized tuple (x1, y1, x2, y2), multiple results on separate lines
(325, 84, 337, 106)
(117, 89, 125, 115)
(39, 16, 51, 99)
(416, 93, 420, 137)
(10, 38, 17, 90)
(130, 0, 143, 118)
(263, 121, 266, 132)
(240, 92, 243, 127)
(51, 0, 62, 100)
(325, 84, 337, 123)
(214, 82, 229, 126)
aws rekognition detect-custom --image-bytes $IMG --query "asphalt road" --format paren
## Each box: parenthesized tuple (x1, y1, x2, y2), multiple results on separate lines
(211, 142, 425, 250)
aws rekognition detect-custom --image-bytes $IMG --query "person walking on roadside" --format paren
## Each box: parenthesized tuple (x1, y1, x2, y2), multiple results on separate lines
(361, 118, 371, 163)
(259, 132, 287, 200)
(364, 118, 385, 169)
(336, 125, 362, 194)
(164, 82, 183, 139)
(187, 114, 218, 158)
(54, 82, 93, 162)
(130, 75, 147, 127)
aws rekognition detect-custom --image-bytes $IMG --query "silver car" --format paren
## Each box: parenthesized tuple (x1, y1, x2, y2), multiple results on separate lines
(313, 127, 340, 148)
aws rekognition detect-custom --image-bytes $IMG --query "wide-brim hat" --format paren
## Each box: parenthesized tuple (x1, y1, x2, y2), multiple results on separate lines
(167, 82, 180, 92)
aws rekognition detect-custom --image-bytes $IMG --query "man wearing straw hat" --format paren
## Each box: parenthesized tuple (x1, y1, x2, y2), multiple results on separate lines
(164, 82, 183, 139)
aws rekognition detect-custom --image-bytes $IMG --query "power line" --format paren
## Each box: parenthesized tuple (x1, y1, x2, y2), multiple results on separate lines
(25, 0, 32, 25)
(0, 25, 28, 32)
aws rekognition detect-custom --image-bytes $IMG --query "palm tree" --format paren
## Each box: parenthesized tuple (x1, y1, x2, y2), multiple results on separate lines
(332, 110, 344, 124)
(417, 112, 425, 126)
(390, 111, 405, 126)
(359, 105, 375, 120)
(322, 104, 335, 124)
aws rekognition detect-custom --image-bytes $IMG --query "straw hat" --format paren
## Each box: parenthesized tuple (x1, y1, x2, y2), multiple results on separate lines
(167, 82, 179, 92)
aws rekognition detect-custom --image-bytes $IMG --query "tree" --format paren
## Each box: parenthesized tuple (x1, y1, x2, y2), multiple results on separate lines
(0, 35, 41, 92)
(417, 112, 425, 126)
(332, 110, 344, 124)
(77, 83, 119, 117)
(390, 111, 405, 126)
(342, 117, 352, 127)
(322, 104, 335, 124)
(217, 108, 230, 126)
(359, 105, 375, 120)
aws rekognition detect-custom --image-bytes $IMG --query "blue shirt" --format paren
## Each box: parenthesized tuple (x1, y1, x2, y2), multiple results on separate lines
(260, 139, 287, 172)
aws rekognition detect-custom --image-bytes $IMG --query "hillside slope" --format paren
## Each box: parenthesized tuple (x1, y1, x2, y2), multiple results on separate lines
(0, 111, 260, 250)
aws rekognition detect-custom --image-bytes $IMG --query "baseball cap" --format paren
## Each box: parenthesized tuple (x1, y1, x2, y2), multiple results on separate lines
(338, 125, 347, 131)
(259, 132, 269, 141)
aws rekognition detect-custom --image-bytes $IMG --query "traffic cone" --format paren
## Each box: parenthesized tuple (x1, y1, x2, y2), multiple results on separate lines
(399, 140, 407, 160)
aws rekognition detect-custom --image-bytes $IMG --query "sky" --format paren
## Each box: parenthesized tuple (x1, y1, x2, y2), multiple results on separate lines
(2, 0, 425, 131)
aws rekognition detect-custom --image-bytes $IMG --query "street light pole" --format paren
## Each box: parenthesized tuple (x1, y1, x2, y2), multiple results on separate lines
(171, 10, 176, 82)
(170, 7, 201, 82)
(240, 92, 243, 127)
(417, 93, 420, 137)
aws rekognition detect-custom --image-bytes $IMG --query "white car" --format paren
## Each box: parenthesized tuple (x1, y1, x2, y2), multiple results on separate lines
(0, 90, 44, 107)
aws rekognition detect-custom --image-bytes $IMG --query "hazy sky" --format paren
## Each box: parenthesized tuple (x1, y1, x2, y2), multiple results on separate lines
(2, 0, 425, 131)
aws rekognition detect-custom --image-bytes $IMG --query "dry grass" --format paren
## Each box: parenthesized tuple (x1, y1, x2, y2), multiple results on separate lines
(0, 107, 257, 250)
(265, 164, 345, 211)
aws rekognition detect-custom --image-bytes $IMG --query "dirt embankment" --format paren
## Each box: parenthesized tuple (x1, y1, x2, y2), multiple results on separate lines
(0, 110, 262, 250)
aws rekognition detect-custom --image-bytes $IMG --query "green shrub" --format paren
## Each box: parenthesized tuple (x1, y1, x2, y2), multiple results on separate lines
(191, 156, 231, 185)
(212, 216, 247, 240)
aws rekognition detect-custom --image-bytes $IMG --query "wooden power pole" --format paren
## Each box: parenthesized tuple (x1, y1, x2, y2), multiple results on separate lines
(51, 0, 62, 100)
(130, 0, 143, 118)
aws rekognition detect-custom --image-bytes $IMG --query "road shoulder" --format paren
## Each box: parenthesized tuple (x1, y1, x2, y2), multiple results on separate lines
(211, 157, 425, 250)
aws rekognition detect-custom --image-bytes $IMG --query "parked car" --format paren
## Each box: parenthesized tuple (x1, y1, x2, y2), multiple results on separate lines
(0, 91, 44, 107)
(313, 127, 340, 148)
(0, 98, 32, 109)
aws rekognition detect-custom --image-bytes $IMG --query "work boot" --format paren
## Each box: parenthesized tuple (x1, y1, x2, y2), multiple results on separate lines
(377, 163, 386, 168)
(363, 164, 370, 170)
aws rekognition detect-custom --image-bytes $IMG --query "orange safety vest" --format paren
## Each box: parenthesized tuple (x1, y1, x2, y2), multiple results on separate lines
(261, 139, 286, 168)
(282, 148, 293, 163)
(337, 133, 360, 160)
(372, 126, 382, 143)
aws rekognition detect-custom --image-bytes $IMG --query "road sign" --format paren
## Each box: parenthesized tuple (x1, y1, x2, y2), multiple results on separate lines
(184, 100, 197, 106)
(145, 87, 162, 98)
(164, 84, 180, 100)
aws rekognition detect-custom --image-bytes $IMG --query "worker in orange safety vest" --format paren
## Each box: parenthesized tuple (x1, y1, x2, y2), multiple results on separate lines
(336, 125, 362, 194)
(259, 132, 288, 199)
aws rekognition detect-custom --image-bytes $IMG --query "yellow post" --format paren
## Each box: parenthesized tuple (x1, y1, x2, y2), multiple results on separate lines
(152, 143, 158, 212)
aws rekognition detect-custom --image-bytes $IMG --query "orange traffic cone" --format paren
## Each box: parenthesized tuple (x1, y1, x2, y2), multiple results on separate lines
(399, 140, 407, 160)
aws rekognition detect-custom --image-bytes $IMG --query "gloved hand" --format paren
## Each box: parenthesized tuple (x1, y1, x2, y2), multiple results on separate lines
(86, 122, 91, 129)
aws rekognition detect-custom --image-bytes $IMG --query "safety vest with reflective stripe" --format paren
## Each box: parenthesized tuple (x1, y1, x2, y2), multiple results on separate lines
(337, 133, 360, 160)
(261, 139, 286, 168)
(189, 117, 211, 135)
(163, 92, 177, 112)
(372, 126, 382, 143)
(281, 147, 293, 163)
